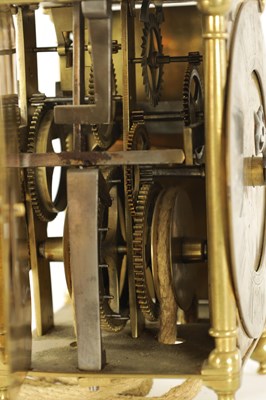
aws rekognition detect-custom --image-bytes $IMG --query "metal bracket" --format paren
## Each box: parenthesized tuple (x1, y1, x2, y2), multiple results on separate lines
(67, 168, 105, 370)
(54, 0, 112, 125)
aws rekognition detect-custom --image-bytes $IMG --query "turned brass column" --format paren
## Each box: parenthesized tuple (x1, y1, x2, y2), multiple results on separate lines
(197, 1, 241, 398)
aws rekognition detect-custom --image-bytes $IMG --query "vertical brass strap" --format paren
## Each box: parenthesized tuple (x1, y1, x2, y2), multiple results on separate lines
(15, 7, 38, 128)
(198, 0, 241, 396)
(121, 0, 136, 150)
(203, 14, 237, 352)
(73, 3, 84, 152)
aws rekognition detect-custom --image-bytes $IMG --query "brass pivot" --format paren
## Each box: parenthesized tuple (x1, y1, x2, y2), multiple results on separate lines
(171, 238, 207, 264)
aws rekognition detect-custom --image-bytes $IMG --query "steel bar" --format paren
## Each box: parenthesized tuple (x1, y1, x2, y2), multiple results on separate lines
(30, 95, 122, 104)
(153, 166, 205, 177)
(9, 149, 185, 168)
(143, 111, 183, 121)
(31, 46, 58, 53)
(72, 3, 84, 152)
(16, 7, 38, 128)
(67, 168, 104, 370)
(130, 54, 203, 64)
(31, 96, 182, 121)
(31, 40, 121, 54)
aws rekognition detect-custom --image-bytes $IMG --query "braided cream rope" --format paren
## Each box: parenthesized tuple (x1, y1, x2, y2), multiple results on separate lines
(17, 377, 202, 400)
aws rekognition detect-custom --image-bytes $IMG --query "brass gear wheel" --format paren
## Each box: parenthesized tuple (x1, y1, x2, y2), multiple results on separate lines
(99, 167, 128, 332)
(182, 65, 204, 127)
(141, 12, 164, 107)
(63, 168, 128, 333)
(88, 61, 121, 150)
(27, 104, 70, 222)
(133, 183, 161, 322)
(125, 123, 153, 217)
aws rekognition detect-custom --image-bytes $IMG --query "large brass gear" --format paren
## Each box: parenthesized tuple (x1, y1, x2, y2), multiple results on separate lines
(27, 104, 70, 222)
(132, 183, 162, 322)
(88, 61, 121, 150)
(141, 12, 164, 107)
(225, 0, 266, 338)
(182, 64, 204, 127)
(63, 168, 128, 333)
(99, 167, 128, 332)
(125, 123, 153, 217)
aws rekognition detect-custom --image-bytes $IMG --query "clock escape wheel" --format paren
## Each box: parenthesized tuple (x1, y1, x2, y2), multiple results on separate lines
(141, 11, 164, 107)
(226, 0, 266, 338)
(63, 167, 128, 333)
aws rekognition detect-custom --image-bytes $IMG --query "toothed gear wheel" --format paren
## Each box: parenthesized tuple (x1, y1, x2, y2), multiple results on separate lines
(88, 60, 120, 150)
(125, 123, 153, 217)
(141, 12, 164, 107)
(182, 65, 204, 127)
(27, 104, 69, 222)
(133, 183, 161, 322)
(99, 169, 128, 333)
(63, 169, 128, 333)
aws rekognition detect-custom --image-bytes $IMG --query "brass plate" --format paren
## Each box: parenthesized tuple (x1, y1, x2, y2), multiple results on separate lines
(226, 0, 266, 338)
(31, 304, 213, 377)
(0, 7, 31, 398)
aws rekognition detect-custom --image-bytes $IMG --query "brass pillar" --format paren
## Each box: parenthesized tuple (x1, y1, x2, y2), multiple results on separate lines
(197, 0, 241, 398)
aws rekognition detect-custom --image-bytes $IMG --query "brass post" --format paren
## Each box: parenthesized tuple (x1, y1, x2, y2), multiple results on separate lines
(197, 0, 241, 397)
(252, 330, 266, 374)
